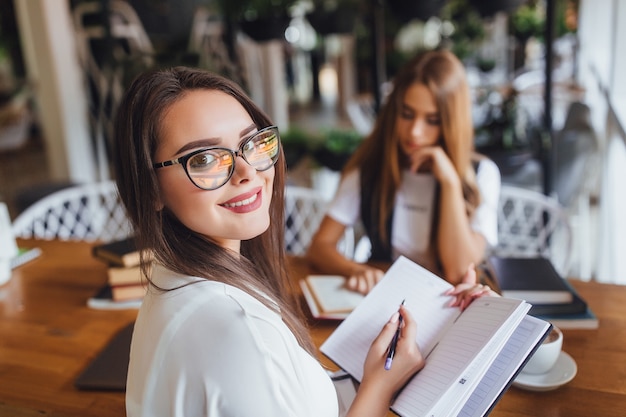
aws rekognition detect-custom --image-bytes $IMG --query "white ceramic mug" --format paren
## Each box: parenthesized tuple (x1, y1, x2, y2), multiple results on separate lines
(522, 325, 563, 374)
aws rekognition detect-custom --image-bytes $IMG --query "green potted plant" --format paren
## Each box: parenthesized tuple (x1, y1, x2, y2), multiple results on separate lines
(510, 1, 545, 70)
(511, 1, 545, 42)
(280, 126, 313, 169)
(441, 0, 486, 62)
(311, 128, 363, 171)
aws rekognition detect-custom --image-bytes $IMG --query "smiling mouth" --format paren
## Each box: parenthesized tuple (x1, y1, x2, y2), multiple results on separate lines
(222, 192, 258, 208)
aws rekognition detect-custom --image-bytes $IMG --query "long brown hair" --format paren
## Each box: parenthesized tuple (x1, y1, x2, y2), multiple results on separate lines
(346, 49, 481, 246)
(113, 66, 315, 355)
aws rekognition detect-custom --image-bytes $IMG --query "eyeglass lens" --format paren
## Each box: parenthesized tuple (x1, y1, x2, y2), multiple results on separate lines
(187, 128, 279, 190)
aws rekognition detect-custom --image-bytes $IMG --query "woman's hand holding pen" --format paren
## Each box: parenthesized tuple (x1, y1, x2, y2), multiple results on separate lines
(357, 305, 424, 404)
(445, 264, 500, 310)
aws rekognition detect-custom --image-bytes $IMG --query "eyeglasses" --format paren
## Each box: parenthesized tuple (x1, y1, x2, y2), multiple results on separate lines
(153, 126, 280, 190)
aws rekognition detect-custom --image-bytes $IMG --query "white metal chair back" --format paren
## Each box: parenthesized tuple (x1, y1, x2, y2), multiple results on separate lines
(12, 181, 132, 243)
(284, 186, 353, 257)
(494, 185, 572, 275)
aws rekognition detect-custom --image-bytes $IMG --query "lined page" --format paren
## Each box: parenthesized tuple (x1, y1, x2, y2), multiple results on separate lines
(457, 315, 551, 417)
(320, 256, 460, 382)
(392, 296, 528, 417)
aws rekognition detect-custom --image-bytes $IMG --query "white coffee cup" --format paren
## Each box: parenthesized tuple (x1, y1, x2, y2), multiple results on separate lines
(522, 325, 563, 374)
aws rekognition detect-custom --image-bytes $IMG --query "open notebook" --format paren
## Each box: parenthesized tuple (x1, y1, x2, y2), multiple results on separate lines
(321, 256, 551, 417)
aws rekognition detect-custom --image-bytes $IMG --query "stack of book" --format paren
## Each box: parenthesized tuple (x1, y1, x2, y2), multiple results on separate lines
(487, 256, 599, 329)
(89, 237, 148, 310)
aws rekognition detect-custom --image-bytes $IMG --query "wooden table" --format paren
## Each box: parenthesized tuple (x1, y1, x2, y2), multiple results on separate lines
(1, 240, 626, 417)
(290, 257, 626, 417)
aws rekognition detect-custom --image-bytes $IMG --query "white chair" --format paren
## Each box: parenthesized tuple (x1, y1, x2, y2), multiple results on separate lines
(493, 185, 572, 276)
(284, 185, 353, 257)
(12, 181, 132, 243)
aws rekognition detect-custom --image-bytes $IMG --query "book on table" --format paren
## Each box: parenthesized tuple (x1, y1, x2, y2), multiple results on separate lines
(534, 306, 599, 329)
(92, 237, 144, 267)
(300, 275, 364, 320)
(110, 282, 147, 301)
(525, 279, 589, 316)
(107, 264, 144, 286)
(320, 256, 551, 417)
(488, 256, 576, 304)
(87, 283, 146, 310)
(87, 285, 143, 310)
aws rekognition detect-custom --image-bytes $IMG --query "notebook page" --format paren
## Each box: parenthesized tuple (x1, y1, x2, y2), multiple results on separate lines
(392, 296, 528, 417)
(428, 300, 529, 417)
(457, 315, 551, 417)
(320, 256, 460, 382)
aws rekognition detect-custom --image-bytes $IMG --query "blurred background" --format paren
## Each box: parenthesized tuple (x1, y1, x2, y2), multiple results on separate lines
(0, 0, 624, 283)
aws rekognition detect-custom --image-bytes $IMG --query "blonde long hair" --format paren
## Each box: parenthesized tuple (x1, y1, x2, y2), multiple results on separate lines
(346, 49, 481, 247)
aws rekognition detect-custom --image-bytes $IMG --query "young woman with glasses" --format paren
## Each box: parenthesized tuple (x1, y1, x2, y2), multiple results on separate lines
(307, 49, 501, 294)
(115, 66, 493, 416)
(113, 66, 432, 417)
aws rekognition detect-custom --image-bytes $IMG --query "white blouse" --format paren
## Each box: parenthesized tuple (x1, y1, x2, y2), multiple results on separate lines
(126, 264, 338, 417)
(327, 159, 501, 272)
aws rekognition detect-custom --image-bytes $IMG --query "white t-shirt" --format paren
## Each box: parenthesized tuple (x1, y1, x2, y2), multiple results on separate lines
(126, 264, 338, 417)
(327, 159, 501, 272)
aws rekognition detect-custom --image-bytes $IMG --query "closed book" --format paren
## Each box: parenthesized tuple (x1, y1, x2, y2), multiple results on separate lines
(75, 322, 134, 390)
(300, 275, 364, 319)
(107, 264, 144, 286)
(489, 256, 574, 304)
(87, 285, 142, 310)
(534, 306, 599, 330)
(92, 237, 142, 267)
(527, 278, 588, 316)
(111, 283, 147, 301)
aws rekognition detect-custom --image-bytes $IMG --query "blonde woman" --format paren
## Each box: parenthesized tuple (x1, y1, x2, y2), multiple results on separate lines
(307, 50, 501, 294)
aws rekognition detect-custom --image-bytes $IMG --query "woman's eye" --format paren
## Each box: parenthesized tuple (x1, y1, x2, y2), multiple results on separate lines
(427, 117, 441, 126)
(189, 153, 216, 169)
(400, 110, 414, 120)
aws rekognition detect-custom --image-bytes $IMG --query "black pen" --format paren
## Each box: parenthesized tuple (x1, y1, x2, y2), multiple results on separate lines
(384, 299, 405, 370)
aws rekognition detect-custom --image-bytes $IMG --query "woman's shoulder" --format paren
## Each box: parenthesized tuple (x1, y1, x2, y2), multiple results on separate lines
(148, 265, 273, 316)
(473, 156, 501, 178)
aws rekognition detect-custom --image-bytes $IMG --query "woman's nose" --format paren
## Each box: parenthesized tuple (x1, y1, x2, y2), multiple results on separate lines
(409, 119, 427, 141)
(230, 154, 255, 184)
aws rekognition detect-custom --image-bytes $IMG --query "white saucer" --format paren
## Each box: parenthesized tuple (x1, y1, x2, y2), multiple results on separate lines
(513, 351, 577, 391)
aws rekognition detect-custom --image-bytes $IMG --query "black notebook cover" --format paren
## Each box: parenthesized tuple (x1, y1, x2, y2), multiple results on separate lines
(92, 237, 140, 267)
(75, 322, 134, 391)
(488, 256, 588, 316)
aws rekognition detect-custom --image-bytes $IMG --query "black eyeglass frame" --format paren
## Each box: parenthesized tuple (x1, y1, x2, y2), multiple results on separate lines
(152, 125, 280, 190)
